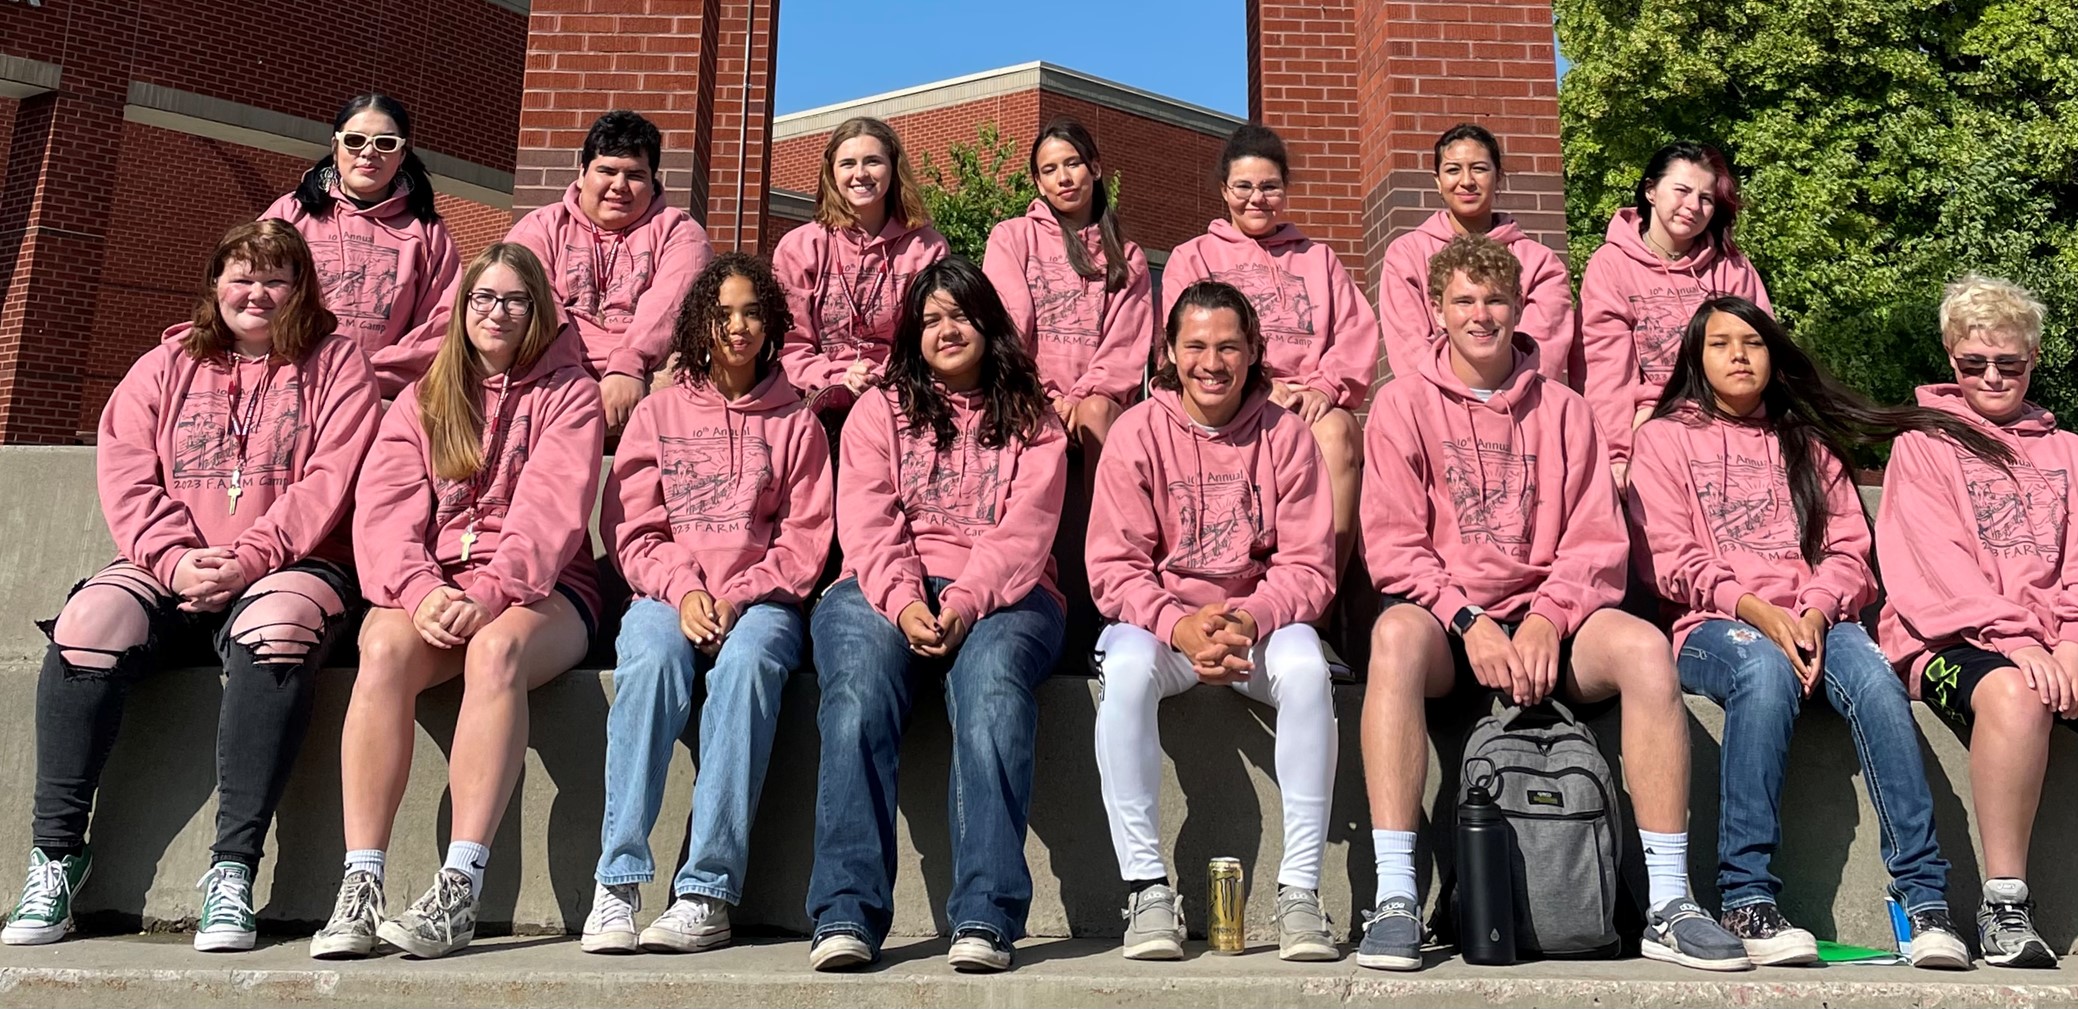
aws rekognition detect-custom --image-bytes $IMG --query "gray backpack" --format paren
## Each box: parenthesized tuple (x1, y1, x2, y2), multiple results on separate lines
(1458, 699, 1623, 958)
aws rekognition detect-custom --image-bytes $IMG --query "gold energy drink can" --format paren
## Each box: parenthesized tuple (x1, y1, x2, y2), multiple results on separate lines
(1208, 857, 1246, 954)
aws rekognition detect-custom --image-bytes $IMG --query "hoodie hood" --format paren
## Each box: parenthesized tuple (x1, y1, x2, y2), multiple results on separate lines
(1914, 383, 2058, 437)
(681, 367, 802, 413)
(495, 318, 589, 390)
(558, 178, 670, 237)
(1207, 217, 1307, 249)
(1604, 206, 1730, 272)
(1417, 331, 1543, 413)
(1410, 209, 1531, 247)
(1150, 386, 1272, 441)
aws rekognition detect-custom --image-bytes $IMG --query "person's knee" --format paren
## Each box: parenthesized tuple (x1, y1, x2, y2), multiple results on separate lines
(49, 584, 154, 667)
(1733, 646, 1803, 720)
(1097, 629, 1162, 711)
(227, 597, 330, 668)
(463, 626, 529, 693)
(1312, 409, 1362, 468)
(1602, 615, 1680, 701)
(611, 637, 694, 705)
(1368, 608, 1442, 696)
(1078, 396, 1122, 439)
(1971, 667, 2054, 736)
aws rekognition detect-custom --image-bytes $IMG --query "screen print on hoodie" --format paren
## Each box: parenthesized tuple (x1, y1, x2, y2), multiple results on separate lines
(774, 219, 950, 395)
(982, 198, 1153, 407)
(1378, 210, 1575, 385)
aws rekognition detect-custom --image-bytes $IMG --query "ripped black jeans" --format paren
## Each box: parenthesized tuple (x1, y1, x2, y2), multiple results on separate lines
(32, 557, 361, 870)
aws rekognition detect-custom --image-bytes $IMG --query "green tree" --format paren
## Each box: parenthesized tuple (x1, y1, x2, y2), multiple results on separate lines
(1555, 0, 2078, 420)
(918, 122, 1039, 262)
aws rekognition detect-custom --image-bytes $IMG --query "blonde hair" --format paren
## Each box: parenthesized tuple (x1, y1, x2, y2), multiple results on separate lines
(814, 117, 929, 231)
(1940, 273, 2044, 353)
(418, 243, 563, 481)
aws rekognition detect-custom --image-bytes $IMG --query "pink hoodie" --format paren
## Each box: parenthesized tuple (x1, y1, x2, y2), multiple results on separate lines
(1575, 207, 1772, 465)
(837, 385, 1067, 627)
(774, 218, 951, 395)
(1160, 220, 1381, 411)
(1378, 210, 1574, 384)
(1876, 385, 2078, 686)
(1363, 335, 1627, 636)
(1626, 410, 1875, 648)
(604, 369, 834, 613)
(97, 327, 380, 587)
(982, 199, 1153, 406)
(1086, 387, 1334, 645)
(262, 183, 459, 398)
(354, 327, 606, 623)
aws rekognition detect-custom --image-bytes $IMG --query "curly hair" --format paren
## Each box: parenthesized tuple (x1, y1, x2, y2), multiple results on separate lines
(671, 252, 792, 387)
(880, 257, 1048, 451)
(1940, 272, 2045, 354)
(1426, 233, 1523, 305)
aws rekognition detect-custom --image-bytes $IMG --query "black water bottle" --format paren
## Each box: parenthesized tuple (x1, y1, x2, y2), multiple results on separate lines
(1456, 784, 1518, 965)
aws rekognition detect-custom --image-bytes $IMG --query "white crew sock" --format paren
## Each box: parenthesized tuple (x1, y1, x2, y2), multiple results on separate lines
(344, 849, 385, 883)
(1639, 829, 1690, 908)
(445, 840, 491, 897)
(1373, 829, 1418, 906)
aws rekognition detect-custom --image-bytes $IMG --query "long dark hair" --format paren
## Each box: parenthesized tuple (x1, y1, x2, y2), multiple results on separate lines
(1652, 296, 2014, 566)
(882, 257, 1048, 451)
(671, 252, 791, 387)
(1029, 118, 1128, 293)
(1633, 141, 1740, 256)
(294, 94, 439, 223)
(1152, 280, 1270, 397)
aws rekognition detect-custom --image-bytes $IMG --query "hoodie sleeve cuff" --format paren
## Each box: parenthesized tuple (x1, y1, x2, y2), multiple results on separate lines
(1712, 581, 1755, 623)
(231, 544, 273, 587)
(1528, 598, 1580, 640)
(1983, 631, 2049, 659)
(661, 570, 708, 612)
(940, 588, 983, 631)
(2058, 622, 2078, 649)
(1425, 587, 1477, 634)
(1154, 604, 1195, 652)
(1232, 595, 1287, 637)
(150, 547, 193, 591)
(604, 347, 651, 382)
(398, 572, 450, 621)
(463, 577, 517, 624)
(1795, 590, 1844, 625)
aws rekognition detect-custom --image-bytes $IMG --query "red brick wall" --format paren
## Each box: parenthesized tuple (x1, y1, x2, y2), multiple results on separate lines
(515, 0, 718, 217)
(0, 97, 13, 201)
(771, 87, 1228, 260)
(0, 0, 68, 65)
(1248, 0, 1367, 287)
(703, 0, 780, 253)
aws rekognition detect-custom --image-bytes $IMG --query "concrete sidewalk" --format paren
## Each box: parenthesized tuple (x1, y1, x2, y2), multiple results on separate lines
(2, 934, 2076, 1008)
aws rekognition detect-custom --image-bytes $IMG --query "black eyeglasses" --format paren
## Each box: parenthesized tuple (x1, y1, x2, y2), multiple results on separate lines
(1953, 354, 2031, 379)
(336, 131, 405, 154)
(467, 292, 533, 317)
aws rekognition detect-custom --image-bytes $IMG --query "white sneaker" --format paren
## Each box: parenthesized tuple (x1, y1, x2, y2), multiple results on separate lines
(579, 882, 641, 954)
(639, 895, 731, 953)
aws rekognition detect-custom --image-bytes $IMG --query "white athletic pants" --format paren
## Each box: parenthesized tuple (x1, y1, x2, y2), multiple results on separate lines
(1091, 621, 1337, 890)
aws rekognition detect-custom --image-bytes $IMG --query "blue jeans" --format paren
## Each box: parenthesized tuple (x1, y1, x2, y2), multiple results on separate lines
(595, 597, 802, 904)
(1678, 619, 1949, 912)
(805, 576, 1062, 948)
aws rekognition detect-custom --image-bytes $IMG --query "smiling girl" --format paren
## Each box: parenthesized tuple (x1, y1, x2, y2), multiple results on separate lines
(775, 117, 950, 415)
(2, 222, 378, 953)
(583, 253, 833, 955)
(1378, 123, 1573, 384)
(1577, 142, 1771, 489)
(1162, 124, 1378, 573)
(804, 257, 1064, 975)
(264, 94, 456, 397)
(315, 244, 604, 961)
(1626, 296, 2004, 970)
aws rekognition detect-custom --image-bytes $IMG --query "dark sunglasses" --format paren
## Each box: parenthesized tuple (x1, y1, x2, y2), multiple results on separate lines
(1952, 354, 2031, 379)
(335, 131, 405, 154)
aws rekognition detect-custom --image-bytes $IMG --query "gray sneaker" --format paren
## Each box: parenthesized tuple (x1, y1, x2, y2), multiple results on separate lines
(1642, 897, 1752, 971)
(309, 871, 384, 960)
(377, 869, 477, 959)
(1978, 878, 2056, 968)
(1120, 884, 1185, 960)
(1355, 896, 1421, 971)
(1276, 886, 1340, 961)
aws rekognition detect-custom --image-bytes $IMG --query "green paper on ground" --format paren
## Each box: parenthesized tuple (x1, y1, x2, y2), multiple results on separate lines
(1816, 940, 1902, 963)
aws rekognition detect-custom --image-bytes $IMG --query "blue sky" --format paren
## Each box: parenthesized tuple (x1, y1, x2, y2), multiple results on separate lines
(774, 2, 1566, 117)
(775, 0, 1250, 116)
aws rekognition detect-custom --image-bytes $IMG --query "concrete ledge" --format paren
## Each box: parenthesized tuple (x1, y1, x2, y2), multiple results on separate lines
(3, 935, 2077, 1009)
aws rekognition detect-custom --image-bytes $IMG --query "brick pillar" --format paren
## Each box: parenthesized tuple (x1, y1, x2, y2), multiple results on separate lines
(0, 0, 140, 444)
(1246, 0, 1368, 289)
(513, 0, 722, 220)
(703, 0, 779, 253)
(1363, 1, 1566, 261)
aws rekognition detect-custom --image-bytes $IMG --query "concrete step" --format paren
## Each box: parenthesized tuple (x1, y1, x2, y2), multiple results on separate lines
(2, 934, 2075, 1008)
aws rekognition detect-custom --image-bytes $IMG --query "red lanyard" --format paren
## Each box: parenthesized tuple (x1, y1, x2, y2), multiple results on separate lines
(224, 356, 271, 515)
(458, 380, 511, 562)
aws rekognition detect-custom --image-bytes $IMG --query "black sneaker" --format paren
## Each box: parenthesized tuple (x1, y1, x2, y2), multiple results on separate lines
(947, 926, 1012, 972)
(1906, 906, 1971, 970)
(1978, 878, 2056, 968)
(1718, 902, 1818, 966)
